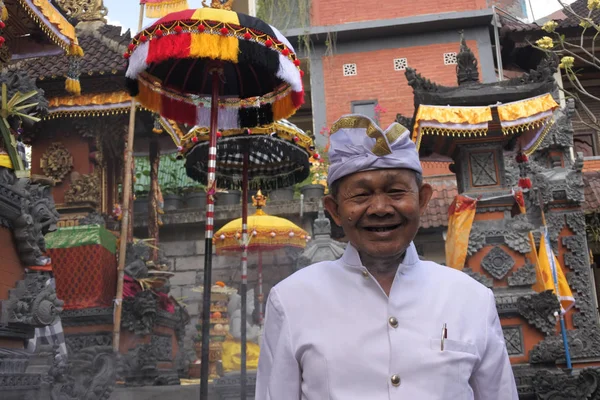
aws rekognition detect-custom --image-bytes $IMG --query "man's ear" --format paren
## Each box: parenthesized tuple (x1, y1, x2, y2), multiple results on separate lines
(323, 194, 342, 226)
(418, 183, 433, 215)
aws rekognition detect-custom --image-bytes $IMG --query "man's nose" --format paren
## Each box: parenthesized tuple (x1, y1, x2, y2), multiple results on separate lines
(366, 193, 394, 216)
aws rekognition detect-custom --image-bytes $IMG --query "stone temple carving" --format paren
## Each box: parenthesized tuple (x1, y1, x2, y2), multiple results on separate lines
(296, 201, 346, 269)
(40, 142, 73, 183)
(481, 246, 515, 280)
(64, 171, 101, 205)
(2, 272, 64, 326)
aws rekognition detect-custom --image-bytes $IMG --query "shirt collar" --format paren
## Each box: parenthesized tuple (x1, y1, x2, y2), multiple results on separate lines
(340, 241, 420, 274)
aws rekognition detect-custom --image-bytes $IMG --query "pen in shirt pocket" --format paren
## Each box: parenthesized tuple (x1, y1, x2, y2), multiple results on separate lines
(440, 323, 447, 351)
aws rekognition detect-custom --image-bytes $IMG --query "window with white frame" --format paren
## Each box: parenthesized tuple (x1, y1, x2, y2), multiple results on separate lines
(343, 63, 357, 76)
(444, 52, 458, 65)
(393, 58, 408, 71)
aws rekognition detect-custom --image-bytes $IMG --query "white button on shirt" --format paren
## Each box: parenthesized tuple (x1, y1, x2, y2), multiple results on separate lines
(256, 242, 518, 400)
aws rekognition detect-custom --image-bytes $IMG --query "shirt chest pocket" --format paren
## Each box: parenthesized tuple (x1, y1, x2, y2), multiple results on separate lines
(427, 338, 479, 399)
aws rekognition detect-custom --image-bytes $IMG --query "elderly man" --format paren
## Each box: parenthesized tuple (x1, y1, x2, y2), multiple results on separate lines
(256, 115, 518, 399)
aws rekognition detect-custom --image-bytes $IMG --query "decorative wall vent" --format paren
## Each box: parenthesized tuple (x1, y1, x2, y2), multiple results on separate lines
(394, 58, 408, 71)
(343, 63, 357, 76)
(444, 52, 458, 65)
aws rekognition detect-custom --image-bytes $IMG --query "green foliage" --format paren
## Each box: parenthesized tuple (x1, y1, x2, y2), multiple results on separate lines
(256, 0, 313, 56)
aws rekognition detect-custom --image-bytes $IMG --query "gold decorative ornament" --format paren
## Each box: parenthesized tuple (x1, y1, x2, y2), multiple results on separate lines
(202, 0, 234, 10)
(53, 0, 107, 22)
(40, 142, 73, 183)
(65, 171, 101, 205)
(252, 190, 267, 209)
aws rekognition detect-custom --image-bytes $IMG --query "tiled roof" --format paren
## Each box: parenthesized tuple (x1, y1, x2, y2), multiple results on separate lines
(584, 169, 600, 214)
(499, 16, 540, 33)
(556, 0, 600, 28)
(420, 176, 457, 229)
(19, 24, 129, 79)
(500, 0, 600, 33)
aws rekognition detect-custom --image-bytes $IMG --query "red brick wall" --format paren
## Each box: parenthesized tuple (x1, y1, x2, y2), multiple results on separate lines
(322, 40, 481, 131)
(311, 0, 487, 26)
(0, 227, 23, 300)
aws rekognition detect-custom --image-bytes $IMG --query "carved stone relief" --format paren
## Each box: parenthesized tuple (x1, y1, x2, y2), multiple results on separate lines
(470, 152, 498, 187)
(2, 273, 64, 327)
(65, 332, 112, 354)
(516, 290, 560, 336)
(481, 246, 514, 280)
(64, 171, 101, 205)
(54, 0, 108, 21)
(530, 328, 600, 363)
(508, 262, 537, 287)
(151, 335, 173, 361)
(40, 143, 73, 183)
(532, 368, 600, 400)
(121, 290, 158, 336)
(50, 346, 116, 400)
(503, 326, 524, 356)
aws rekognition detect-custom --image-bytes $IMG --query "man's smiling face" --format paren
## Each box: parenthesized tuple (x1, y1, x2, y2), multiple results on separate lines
(324, 168, 432, 262)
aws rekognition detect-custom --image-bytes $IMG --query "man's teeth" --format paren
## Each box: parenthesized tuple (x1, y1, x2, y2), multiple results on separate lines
(367, 226, 395, 232)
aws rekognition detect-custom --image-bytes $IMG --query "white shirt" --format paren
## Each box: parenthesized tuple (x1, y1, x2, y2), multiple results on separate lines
(256, 242, 518, 400)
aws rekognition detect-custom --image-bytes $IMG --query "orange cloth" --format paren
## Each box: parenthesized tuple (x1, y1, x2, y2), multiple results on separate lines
(445, 195, 478, 270)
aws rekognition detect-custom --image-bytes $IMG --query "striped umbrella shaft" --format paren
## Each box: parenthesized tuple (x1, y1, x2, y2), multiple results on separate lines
(240, 150, 249, 400)
(258, 256, 263, 325)
(200, 69, 221, 400)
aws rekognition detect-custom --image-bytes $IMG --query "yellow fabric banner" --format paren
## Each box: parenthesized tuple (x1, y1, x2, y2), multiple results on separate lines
(534, 234, 576, 313)
(445, 195, 478, 270)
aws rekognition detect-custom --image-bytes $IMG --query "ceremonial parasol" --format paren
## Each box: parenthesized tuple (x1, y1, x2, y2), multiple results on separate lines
(180, 120, 314, 397)
(214, 190, 309, 324)
(123, 3, 307, 398)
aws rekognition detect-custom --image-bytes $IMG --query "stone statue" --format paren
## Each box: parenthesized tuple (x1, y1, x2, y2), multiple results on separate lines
(228, 289, 261, 343)
(221, 289, 261, 373)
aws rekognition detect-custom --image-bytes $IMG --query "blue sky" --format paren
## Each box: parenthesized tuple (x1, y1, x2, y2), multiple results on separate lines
(104, 0, 576, 34)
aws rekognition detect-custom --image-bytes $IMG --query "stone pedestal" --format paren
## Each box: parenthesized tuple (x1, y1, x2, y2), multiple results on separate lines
(213, 371, 257, 400)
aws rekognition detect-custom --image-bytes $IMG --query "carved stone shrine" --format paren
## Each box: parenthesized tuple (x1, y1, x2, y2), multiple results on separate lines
(397, 35, 600, 398)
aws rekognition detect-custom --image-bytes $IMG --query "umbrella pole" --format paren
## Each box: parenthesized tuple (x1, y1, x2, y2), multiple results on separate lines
(240, 150, 249, 400)
(113, 3, 144, 354)
(200, 68, 221, 400)
(148, 137, 160, 261)
(258, 249, 263, 326)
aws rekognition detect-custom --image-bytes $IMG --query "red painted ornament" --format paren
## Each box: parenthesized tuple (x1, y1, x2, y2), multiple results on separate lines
(217, 132, 222, 138)
(293, 59, 301, 66)
(128, 43, 135, 51)
(174, 26, 183, 33)
(293, 136, 299, 142)
(198, 25, 205, 32)
(300, 70, 305, 77)
(155, 29, 163, 37)
(0, 36, 5, 46)
(282, 48, 290, 56)
(0, 21, 6, 29)
(264, 39, 273, 47)
(192, 136, 199, 143)
(139, 35, 148, 42)
(123, 52, 130, 59)
(220, 27, 229, 35)
(243, 32, 252, 40)
(518, 177, 532, 189)
(313, 153, 320, 159)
